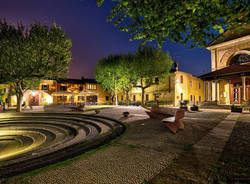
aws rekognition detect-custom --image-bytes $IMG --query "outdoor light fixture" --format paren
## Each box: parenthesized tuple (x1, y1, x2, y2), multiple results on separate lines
(30, 91, 37, 96)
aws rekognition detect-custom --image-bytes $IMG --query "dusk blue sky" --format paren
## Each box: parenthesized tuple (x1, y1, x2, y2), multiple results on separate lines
(0, 0, 211, 79)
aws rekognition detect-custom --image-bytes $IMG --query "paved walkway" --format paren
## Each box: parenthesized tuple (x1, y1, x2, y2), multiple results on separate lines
(150, 113, 239, 184)
(4, 107, 232, 184)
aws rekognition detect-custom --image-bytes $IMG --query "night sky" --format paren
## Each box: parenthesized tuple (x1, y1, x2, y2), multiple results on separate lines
(0, 0, 211, 79)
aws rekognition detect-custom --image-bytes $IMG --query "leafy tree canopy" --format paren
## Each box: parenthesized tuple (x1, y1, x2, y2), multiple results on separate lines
(0, 19, 72, 111)
(133, 45, 173, 104)
(95, 54, 131, 105)
(95, 45, 173, 105)
(97, 0, 249, 47)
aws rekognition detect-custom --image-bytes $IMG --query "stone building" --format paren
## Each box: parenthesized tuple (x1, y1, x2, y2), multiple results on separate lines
(200, 25, 250, 105)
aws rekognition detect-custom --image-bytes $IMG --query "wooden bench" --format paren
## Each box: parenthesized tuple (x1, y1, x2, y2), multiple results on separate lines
(146, 107, 185, 133)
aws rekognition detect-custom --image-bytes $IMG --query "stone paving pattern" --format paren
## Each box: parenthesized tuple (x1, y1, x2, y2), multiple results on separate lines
(149, 113, 238, 184)
(4, 107, 230, 184)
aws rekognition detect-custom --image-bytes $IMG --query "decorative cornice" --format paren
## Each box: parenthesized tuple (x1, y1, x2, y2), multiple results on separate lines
(207, 35, 250, 50)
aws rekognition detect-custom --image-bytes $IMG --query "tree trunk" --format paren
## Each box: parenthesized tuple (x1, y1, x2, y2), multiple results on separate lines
(141, 88, 145, 106)
(115, 93, 118, 106)
(126, 91, 129, 106)
(16, 92, 23, 112)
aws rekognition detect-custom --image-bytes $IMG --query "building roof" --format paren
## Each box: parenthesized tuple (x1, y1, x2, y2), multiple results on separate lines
(208, 25, 250, 47)
(57, 78, 97, 84)
(199, 64, 250, 80)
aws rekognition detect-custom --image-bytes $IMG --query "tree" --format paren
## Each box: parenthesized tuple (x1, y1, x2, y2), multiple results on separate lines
(0, 20, 72, 112)
(0, 89, 4, 103)
(116, 53, 137, 105)
(95, 53, 137, 105)
(97, 0, 249, 47)
(133, 45, 173, 105)
(95, 55, 124, 105)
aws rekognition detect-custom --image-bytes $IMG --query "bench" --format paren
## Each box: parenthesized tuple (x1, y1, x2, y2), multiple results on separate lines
(146, 107, 185, 133)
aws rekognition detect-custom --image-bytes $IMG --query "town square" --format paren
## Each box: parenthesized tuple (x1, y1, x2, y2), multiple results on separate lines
(0, 0, 249, 183)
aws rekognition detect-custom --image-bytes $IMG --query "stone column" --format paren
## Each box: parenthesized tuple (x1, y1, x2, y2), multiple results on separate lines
(215, 81, 218, 101)
(205, 81, 208, 101)
(208, 81, 212, 101)
(217, 80, 220, 104)
(242, 76, 246, 102)
(212, 81, 216, 101)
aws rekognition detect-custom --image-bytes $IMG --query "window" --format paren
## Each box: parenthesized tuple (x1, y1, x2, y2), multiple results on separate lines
(190, 95, 192, 102)
(106, 96, 109, 101)
(121, 95, 124, 101)
(198, 83, 201, 89)
(79, 86, 83, 91)
(199, 96, 201, 102)
(146, 94, 149, 101)
(78, 96, 84, 101)
(180, 76, 183, 84)
(87, 84, 97, 90)
(155, 77, 159, 84)
(3, 88, 8, 93)
(133, 95, 136, 102)
(60, 86, 67, 91)
(42, 84, 49, 90)
(181, 93, 183, 101)
(58, 96, 67, 101)
(190, 80, 192, 88)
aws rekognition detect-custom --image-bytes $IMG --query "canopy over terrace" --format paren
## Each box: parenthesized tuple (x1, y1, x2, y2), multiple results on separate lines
(200, 64, 250, 81)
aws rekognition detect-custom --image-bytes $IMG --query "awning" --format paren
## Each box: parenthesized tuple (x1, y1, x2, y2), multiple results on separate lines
(78, 91, 98, 95)
(199, 64, 250, 81)
(51, 91, 98, 96)
(51, 91, 77, 96)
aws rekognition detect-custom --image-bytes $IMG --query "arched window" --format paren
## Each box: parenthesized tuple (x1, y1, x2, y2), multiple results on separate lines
(229, 54, 250, 65)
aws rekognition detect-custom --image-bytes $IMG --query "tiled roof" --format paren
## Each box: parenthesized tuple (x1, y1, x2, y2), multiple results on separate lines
(199, 64, 250, 80)
(57, 78, 97, 84)
(209, 25, 250, 47)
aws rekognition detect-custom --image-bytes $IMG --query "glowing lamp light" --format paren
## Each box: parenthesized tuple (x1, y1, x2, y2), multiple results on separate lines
(45, 96, 53, 104)
(30, 91, 37, 96)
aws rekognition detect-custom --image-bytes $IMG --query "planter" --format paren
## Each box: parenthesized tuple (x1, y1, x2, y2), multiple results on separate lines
(231, 108, 242, 113)
(95, 109, 100, 114)
(123, 111, 130, 117)
(190, 106, 199, 111)
(180, 106, 188, 111)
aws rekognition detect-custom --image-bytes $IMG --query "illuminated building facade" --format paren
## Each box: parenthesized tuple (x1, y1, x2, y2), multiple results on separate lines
(119, 64, 205, 106)
(200, 25, 250, 105)
(10, 78, 111, 106)
(0, 84, 9, 104)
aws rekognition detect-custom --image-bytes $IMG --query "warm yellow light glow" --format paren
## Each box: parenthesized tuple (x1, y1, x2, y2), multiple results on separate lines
(30, 91, 37, 96)
(0, 130, 46, 160)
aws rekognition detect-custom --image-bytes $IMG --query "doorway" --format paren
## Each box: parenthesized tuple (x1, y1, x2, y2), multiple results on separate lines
(28, 94, 39, 106)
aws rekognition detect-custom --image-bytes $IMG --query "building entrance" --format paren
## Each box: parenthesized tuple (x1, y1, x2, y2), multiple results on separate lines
(231, 80, 250, 104)
(28, 94, 39, 106)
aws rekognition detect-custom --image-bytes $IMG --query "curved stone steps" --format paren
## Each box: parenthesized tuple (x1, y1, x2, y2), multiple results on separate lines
(0, 113, 126, 178)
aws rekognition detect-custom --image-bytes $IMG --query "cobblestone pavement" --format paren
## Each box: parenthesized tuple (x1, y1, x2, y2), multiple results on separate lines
(209, 113, 250, 183)
(4, 107, 229, 184)
(149, 112, 238, 184)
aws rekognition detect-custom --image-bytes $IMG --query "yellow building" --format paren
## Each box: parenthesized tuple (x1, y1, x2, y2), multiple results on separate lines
(200, 25, 250, 105)
(119, 65, 205, 106)
(10, 78, 111, 106)
(0, 84, 9, 103)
